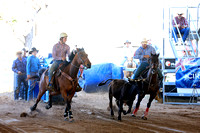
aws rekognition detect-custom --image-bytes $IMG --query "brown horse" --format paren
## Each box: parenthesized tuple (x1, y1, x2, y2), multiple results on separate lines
(30, 48, 91, 121)
(131, 53, 161, 120)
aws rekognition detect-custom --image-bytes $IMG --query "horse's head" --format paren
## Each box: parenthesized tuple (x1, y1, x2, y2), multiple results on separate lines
(149, 53, 159, 74)
(76, 48, 91, 69)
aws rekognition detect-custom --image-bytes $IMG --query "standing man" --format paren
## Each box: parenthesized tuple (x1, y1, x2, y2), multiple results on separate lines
(48, 32, 70, 89)
(133, 38, 163, 80)
(12, 51, 28, 100)
(22, 47, 28, 59)
(172, 12, 190, 43)
(121, 40, 137, 78)
(26, 47, 41, 100)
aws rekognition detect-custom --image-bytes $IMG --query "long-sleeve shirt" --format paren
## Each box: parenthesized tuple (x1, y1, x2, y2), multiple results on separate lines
(172, 16, 188, 30)
(134, 45, 156, 63)
(12, 58, 27, 74)
(26, 55, 41, 75)
(52, 42, 70, 60)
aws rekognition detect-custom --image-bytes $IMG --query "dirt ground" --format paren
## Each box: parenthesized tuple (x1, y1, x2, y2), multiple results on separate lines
(0, 91, 200, 133)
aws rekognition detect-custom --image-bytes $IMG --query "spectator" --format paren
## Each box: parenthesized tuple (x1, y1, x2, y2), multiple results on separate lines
(22, 47, 28, 59)
(26, 47, 41, 100)
(12, 51, 28, 100)
(172, 12, 190, 44)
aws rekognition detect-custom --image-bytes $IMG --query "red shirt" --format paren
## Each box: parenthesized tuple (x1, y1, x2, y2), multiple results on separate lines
(172, 16, 188, 30)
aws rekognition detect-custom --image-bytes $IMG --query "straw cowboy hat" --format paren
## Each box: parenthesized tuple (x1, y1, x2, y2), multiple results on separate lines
(124, 40, 131, 44)
(29, 47, 39, 54)
(141, 38, 148, 44)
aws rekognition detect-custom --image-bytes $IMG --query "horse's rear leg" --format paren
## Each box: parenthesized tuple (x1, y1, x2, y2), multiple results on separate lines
(142, 93, 156, 120)
(30, 88, 47, 111)
(132, 94, 145, 117)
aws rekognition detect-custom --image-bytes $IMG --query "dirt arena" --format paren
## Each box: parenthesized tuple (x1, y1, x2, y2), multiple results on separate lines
(0, 91, 200, 133)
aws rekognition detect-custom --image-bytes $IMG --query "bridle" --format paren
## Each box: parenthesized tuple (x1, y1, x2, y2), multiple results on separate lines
(71, 51, 88, 70)
(147, 60, 159, 89)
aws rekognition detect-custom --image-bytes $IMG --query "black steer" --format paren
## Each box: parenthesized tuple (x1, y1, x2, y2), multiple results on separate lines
(98, 79, 138, 121)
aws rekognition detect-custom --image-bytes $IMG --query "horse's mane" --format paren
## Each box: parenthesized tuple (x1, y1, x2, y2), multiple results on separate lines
(69, 51, 76, 62)
(150, 53, 159, 63)
(69, 48, 85, 62)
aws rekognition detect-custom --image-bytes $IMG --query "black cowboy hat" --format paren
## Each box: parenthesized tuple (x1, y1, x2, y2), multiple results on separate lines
(22, 48, 28, 52)
(29, 47, 39, 54)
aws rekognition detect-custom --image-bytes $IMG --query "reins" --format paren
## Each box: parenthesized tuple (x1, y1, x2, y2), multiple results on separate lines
(70, 51, 87, 70)
(60, 50, 87, 89)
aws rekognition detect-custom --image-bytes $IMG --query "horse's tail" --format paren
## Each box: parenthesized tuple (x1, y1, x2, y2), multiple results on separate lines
(98, 79, 113, 86)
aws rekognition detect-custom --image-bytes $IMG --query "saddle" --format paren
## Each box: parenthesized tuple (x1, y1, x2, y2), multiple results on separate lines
(48, 62, 82, 92)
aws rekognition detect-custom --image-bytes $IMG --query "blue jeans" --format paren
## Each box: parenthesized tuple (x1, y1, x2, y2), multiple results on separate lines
(49, 60, 63, 83)
(133, 62, 163, 79)
(172, 27, 190, 43)
(15, 74, 28, 100)
(27, 72, 39, 101)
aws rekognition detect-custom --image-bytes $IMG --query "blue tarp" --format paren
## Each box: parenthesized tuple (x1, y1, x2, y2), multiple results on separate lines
(176, 58, 200, 88)
(80, 63, 124, 93)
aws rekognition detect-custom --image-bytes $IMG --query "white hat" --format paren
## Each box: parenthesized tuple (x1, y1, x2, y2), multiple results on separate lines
(60, 32, 68, 38)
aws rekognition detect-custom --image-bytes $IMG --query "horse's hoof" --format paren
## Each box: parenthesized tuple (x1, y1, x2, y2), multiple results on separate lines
(118, 119, 122, 122)
(110, 115, 115, 119)
(45, 104, 52, 110)
(131, 114, 136, 117)
(141, 116, 147, 120)
(69, 118, 74, 123)
(30, 105, 36, 111)
(117, 117, 122, 121)
(64, 117, 69, 121)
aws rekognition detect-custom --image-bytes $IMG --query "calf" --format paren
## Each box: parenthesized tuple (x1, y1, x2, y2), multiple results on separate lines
(98, 79, 138, 121)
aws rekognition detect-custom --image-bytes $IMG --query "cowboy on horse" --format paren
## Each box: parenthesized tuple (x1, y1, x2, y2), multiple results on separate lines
(133, 38, 163, 91)
(48, 32, 70, 90)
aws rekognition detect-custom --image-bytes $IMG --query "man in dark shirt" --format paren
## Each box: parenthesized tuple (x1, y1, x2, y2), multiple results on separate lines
(12, 51, 28, 100)
(172, 12, 190, 43)
(22, 47, 28, 59)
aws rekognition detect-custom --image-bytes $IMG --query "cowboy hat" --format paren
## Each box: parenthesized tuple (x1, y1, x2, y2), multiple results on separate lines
(22, 47, 28, 52)
(141, 38, 148, 44)
(177, 11, 184, 15)
(124, 40, 131, 44)
(29, 47, 39, 54)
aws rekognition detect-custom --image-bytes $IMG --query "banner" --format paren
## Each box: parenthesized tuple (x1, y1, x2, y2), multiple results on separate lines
(176, 58, 200, 88)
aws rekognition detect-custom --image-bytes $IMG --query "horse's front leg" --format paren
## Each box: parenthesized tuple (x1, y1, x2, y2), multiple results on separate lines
(142, 93, 156, 120)
(64, 99, 73, 122)
(132, 93, 145, 117)
(30, 87, 47, 111)
(45, 91, 60, 109)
